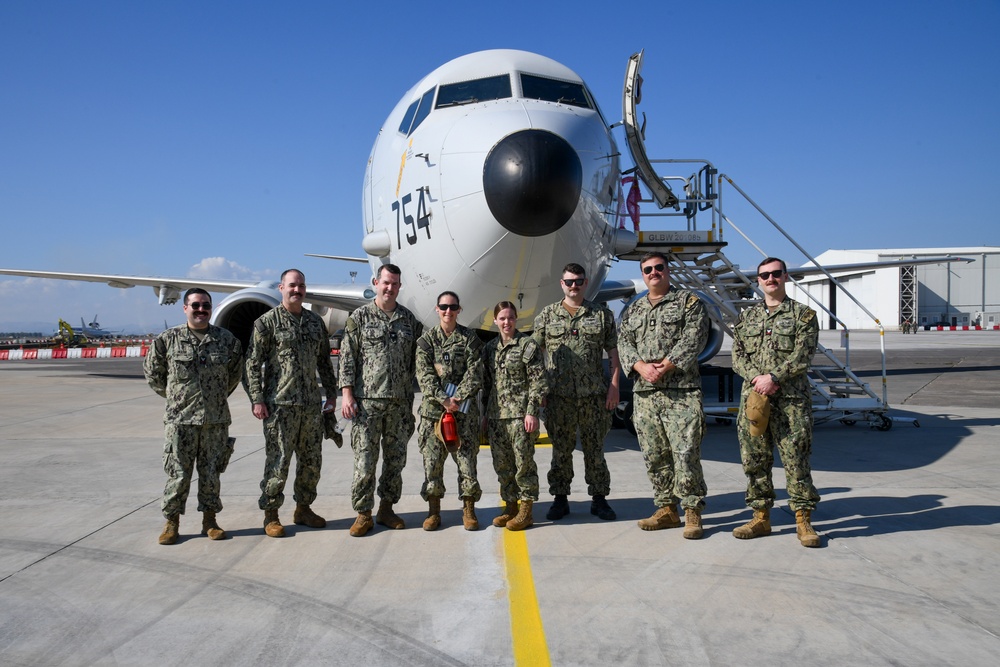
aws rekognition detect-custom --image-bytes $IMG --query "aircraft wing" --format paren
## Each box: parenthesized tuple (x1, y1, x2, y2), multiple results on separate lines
(0, 268, 373, 311)
(722, 256, 976, 281)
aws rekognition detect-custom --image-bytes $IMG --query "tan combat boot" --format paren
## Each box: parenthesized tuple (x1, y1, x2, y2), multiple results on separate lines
(733, 508, 771, 539)
(263, 509, 285, 538)
(683, 508, 703, 540)
(493, 500, 519, 528)
(796, 509, 820, 548)
(293, 504, 327, 528)
(462, 497, 479, 531)
(375, 499, 405, 530)
(423, 497, 442, 531)
(637, 504, 681, 531)
(201, 511, 226, 540)
(158, 514, 180, 545)
(505, 500, 534, 531)
(349, 510, 373, 537)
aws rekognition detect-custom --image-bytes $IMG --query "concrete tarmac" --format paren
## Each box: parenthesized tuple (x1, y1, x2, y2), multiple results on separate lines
(1, 330, 999, 666)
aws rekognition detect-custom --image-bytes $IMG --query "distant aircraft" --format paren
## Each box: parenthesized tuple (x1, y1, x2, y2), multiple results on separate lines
(77, 315, 120, 339)
(0, 49, 970, 362)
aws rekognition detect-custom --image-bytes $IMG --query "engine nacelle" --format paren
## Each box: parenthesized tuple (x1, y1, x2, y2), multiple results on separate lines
(210, 287, 281, 350)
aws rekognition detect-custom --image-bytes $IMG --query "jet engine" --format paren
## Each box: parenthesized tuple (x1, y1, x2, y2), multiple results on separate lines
(210, 287, 281, 350)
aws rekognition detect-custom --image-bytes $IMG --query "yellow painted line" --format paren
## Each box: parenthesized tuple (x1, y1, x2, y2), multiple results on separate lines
(503, 518, 551, 666)
(479, 434, 552, 448)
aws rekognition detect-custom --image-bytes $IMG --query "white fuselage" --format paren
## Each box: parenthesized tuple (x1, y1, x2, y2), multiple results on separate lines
(362, 50, 621, 331)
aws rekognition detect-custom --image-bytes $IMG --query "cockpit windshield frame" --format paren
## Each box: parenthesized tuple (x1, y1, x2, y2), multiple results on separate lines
(519, 73, 593, 109)
(436, 74, 512, 109)
(398, 87, 437, 136)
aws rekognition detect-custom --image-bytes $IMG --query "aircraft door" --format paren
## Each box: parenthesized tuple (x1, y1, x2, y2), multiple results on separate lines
(622, 51, 678, 209)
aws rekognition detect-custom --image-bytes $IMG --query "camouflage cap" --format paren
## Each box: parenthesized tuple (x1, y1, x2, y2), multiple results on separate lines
(745, 391, 771, 437)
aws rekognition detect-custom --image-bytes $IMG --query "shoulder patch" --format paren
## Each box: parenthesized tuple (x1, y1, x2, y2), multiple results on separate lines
(416, 336, 432, 353)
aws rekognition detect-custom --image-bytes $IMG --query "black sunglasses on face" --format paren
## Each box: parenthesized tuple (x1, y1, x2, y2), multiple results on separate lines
(188, 302, 212, 310)
(562, 278, 585, 287)
(437, 303, 460, 311)
(758, 270, 785, 280)
(642, 263, 666, 275)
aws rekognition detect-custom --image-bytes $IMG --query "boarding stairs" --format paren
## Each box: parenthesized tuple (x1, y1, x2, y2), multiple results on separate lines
(616, 167, 891, 429)
(616, 50, 892, 429)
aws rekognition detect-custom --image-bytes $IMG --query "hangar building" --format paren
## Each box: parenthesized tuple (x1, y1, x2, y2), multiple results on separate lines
(786, 247, 1000, 331)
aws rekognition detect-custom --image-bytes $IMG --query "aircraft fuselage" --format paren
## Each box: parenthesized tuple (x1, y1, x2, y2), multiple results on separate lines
(362, 50, 623, 330)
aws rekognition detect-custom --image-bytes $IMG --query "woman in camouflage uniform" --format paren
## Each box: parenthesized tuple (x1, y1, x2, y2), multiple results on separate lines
(415, 291, 484, 531)
(483, 302, 548, 531)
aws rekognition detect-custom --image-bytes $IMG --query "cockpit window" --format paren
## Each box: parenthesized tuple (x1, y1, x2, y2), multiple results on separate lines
(409, 88, 435, 134)
(436, 74, 512, 108)
(398, 88, 436, 136)
(398, 100, 418, 135)
(520, 73, 592, 109)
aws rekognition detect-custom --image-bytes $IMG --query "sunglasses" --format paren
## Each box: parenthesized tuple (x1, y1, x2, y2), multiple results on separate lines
(758, 270, 785, 280)
(188, 302, 212, 310)
(642, 263, 666, 275)
(437, 303, 460, 311)
(562, 278, 586, 287)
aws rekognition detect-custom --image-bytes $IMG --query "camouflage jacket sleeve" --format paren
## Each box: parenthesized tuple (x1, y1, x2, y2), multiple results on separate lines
(338, 310, 361, 390)
(600, 303, 618, 353)
(454, 330, 484, 400)
(312, 317, 338, 399)
(243, 316, 273, 405)
(523, 338, 548, 417)
(219, 327, 244, 396)
(144, 333, 170, 398)
(416, 330, 448, 404)
(731, 306, 754, 381)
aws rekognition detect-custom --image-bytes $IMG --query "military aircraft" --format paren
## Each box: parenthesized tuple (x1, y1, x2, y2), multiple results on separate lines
(0, 49, 969, 361)
(77, 315, 120, 339)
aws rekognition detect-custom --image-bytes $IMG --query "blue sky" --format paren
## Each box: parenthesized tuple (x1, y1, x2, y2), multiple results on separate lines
(2, 1, 998, 333)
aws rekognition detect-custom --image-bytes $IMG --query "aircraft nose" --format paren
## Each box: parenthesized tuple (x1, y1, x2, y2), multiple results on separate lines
(483, 129, 582, 237)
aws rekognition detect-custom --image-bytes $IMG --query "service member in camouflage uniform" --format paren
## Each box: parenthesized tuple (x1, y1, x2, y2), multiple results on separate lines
(618, 253, 709, 539)
(144, 288, 243, 545)
(245, 269, 338, 538)
(533, 263, 621, 521)
(415, 291, 484, 531)
(732, 257, 822, 548)
(340, 263, 422, 536)
(483, 301, 548, 531)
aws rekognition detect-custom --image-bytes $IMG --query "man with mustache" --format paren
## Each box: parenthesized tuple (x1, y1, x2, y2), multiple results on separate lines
(245, 269, 338, 538)
(732, 257, 821, 548)
(145, 288, 243, 545)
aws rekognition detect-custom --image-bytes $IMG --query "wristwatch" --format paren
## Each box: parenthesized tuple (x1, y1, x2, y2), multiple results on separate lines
(769, 373, 779, 384)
